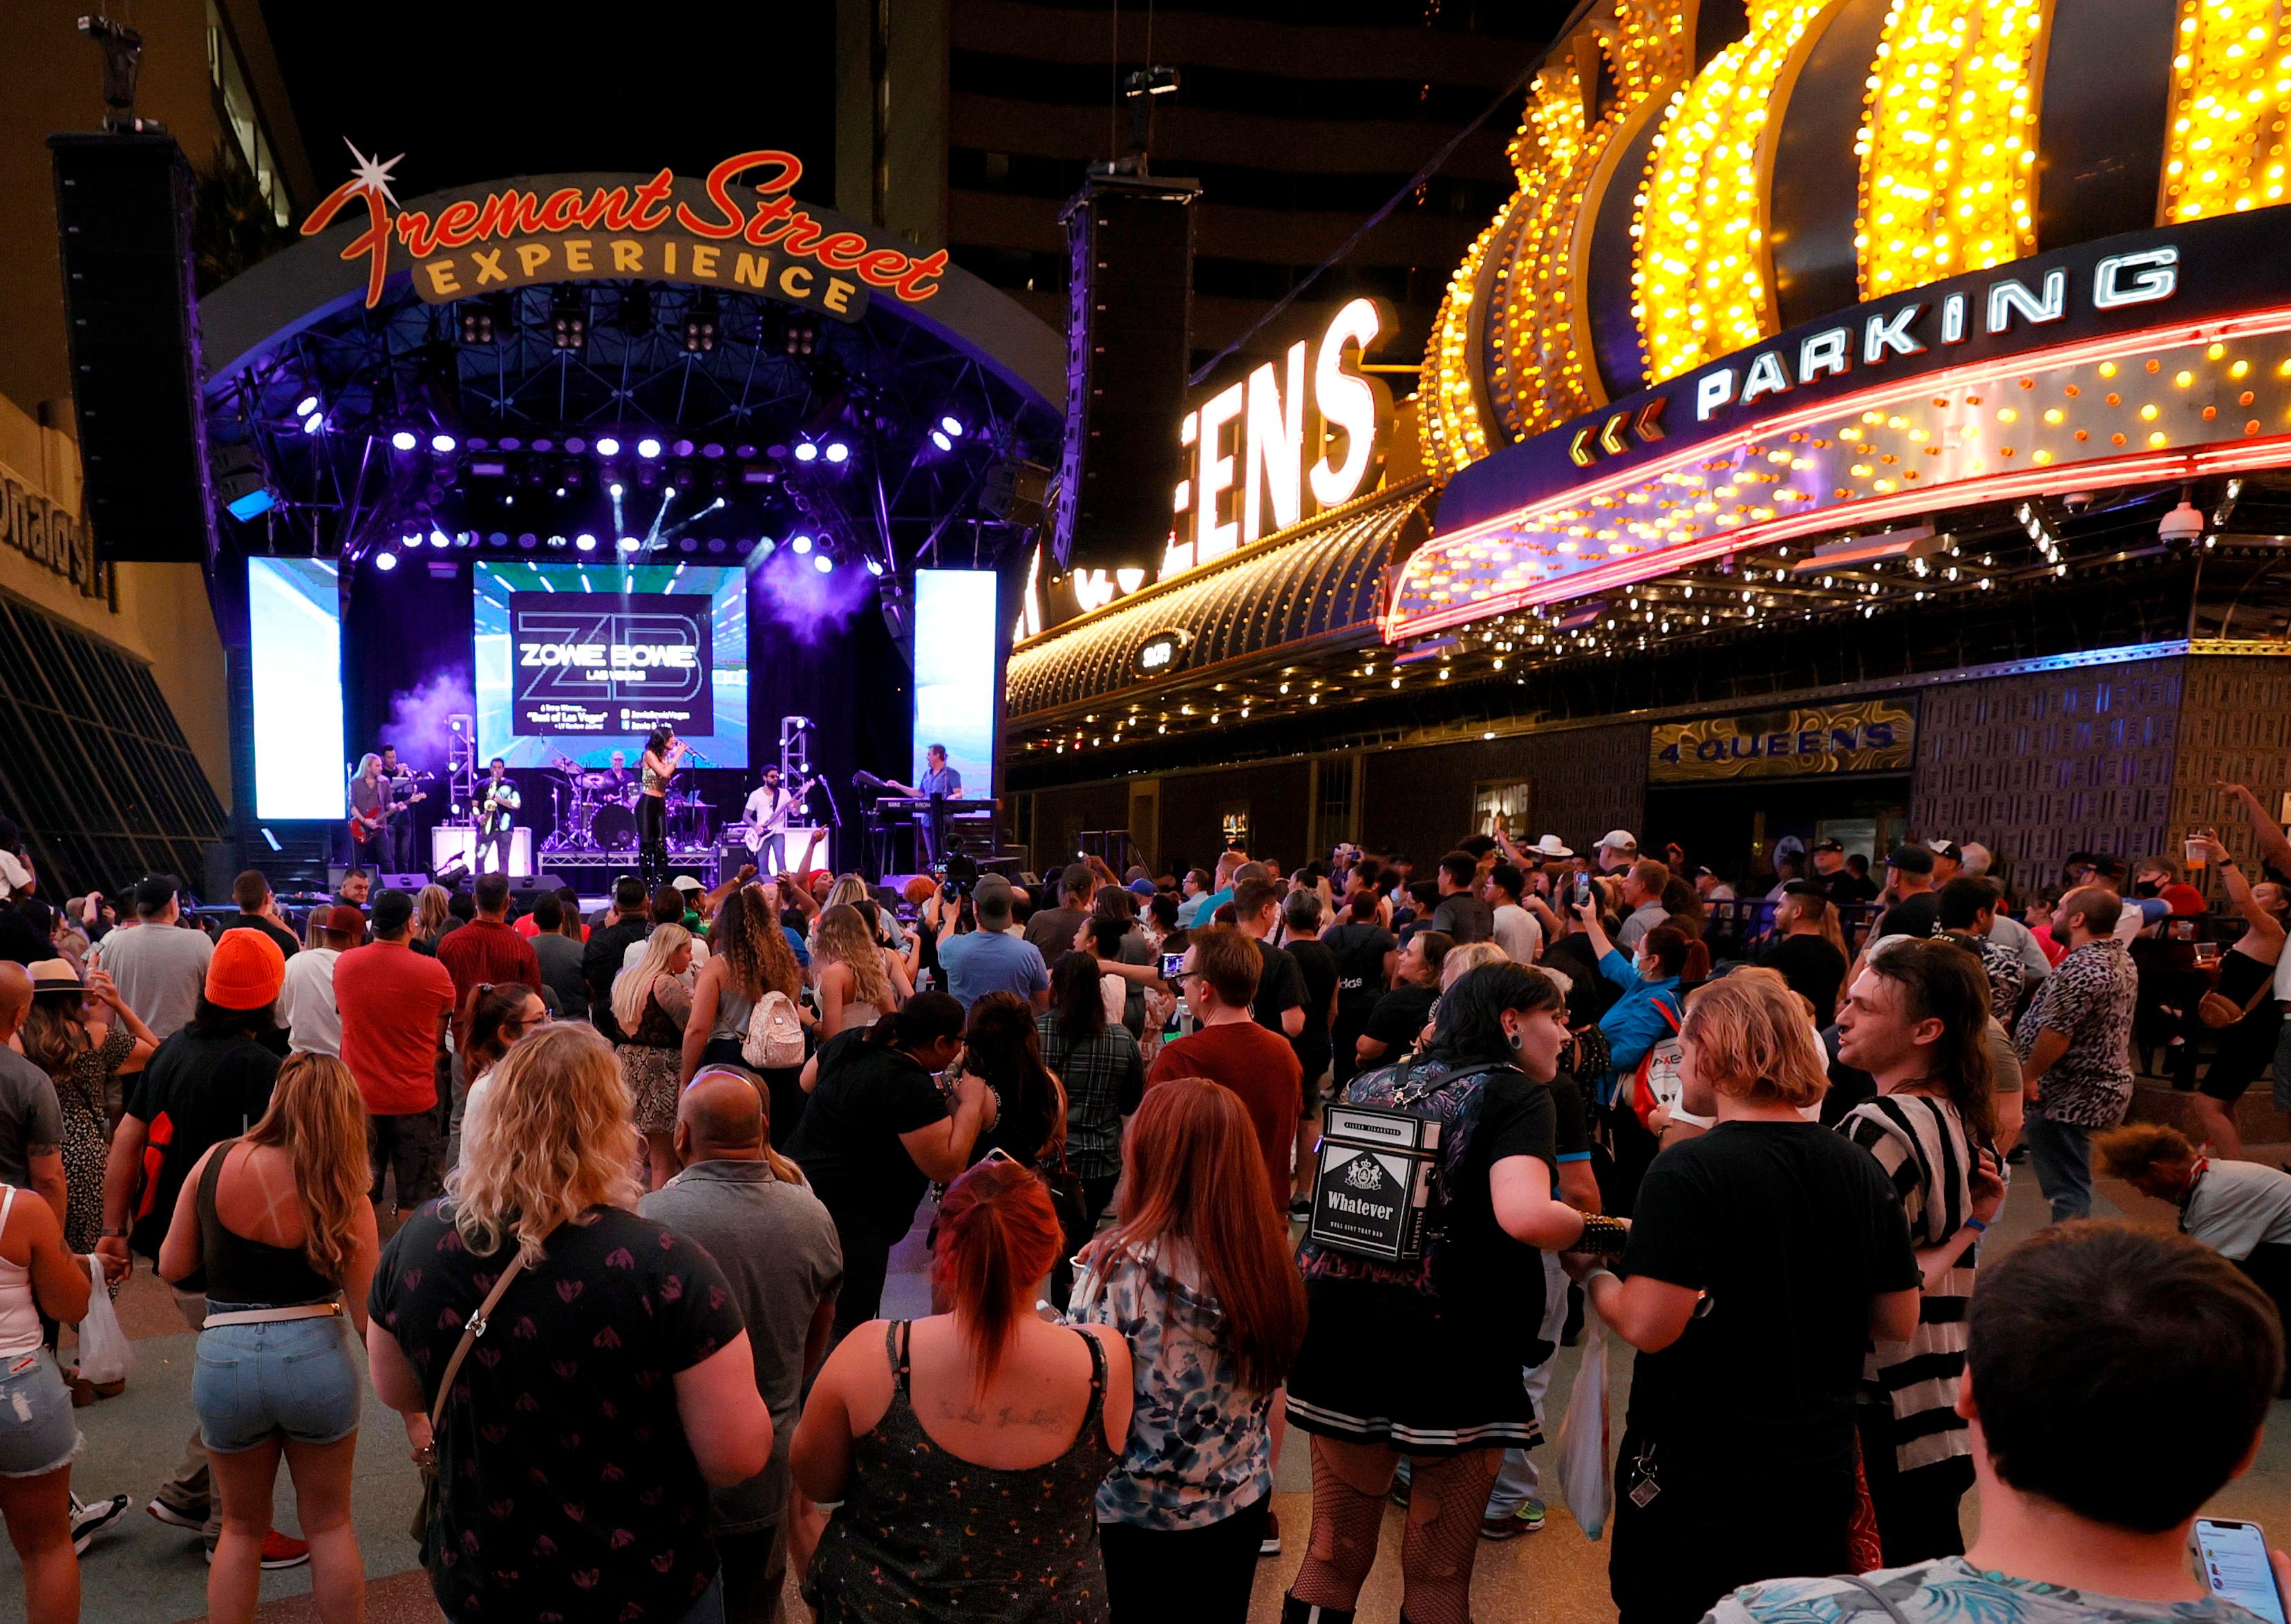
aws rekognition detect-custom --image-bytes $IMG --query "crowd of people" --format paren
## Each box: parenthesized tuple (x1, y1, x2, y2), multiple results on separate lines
(0, 797, 2281, 1624)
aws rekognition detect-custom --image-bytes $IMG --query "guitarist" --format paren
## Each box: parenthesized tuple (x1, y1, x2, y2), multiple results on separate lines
(740, 764, 813, 873)
(477, 757, 521, 876)
(348, 753, 390, 864)
(377, 744, 426, 873)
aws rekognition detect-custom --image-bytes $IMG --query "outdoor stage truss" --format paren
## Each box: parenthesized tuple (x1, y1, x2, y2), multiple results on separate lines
(201, 278, 1054, 584)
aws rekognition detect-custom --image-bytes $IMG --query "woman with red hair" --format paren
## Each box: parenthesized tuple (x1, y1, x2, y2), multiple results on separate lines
(793, 1158, 1134, 1623)
(1070, 1077, 1307, 1623)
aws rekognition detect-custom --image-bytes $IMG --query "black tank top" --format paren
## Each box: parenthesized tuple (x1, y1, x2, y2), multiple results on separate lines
(196, 1140, 339, 1307)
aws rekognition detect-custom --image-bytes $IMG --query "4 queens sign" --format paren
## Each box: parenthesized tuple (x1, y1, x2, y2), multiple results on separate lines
(1650, 701, 1915, 782)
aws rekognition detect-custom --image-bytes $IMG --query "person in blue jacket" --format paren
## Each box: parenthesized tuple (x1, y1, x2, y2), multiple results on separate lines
(1573, 899, 1688, 1107)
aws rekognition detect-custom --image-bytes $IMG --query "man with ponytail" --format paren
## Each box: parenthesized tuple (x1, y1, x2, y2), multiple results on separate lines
(645, 1068, 842, 1624)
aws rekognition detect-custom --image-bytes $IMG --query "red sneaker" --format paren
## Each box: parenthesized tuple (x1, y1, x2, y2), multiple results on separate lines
(204, 1530, 312, 1569)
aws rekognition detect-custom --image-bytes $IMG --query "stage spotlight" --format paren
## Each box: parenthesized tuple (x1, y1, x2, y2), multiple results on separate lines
(791, 534, 813, 554)
(824, 442, 850, 464)
(757, 537, 776, 555)
(375, 550, 398, 572)
(488, 532, 509, 546)
(706, 537, 728, 554)
(547, 534, 566, 547)
(390, 429, 418, 451)
(793, 442, 819, 463)
(664, 485, 678, 500)
(618, 536, 640, 553)
(294, 395, 319, 418)
(596, 435, 622, 457)
(930, 430, 952, 452)
(941, 415, 964, 437)
(783, 317, 818, 356)
(428, 529, 450, 548)
(609, 482, 625, 499)
(865, 556, 885, 576)
(564, 436, 587, 455)
(301, 413, 327, 435)
(575, 533, 598, 551)
(400, 533, 421, 548)
(813, 554, 834, 574)
(431, 433, 457, 454)
(637, 437, 662, 460)
(518, 534, 538, 549)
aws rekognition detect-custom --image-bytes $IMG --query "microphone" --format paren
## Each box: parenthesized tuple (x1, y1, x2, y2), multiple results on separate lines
(683, 746, 712, 765)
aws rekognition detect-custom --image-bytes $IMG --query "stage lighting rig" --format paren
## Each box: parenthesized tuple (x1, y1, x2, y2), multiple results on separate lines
(549, 287, 585, 350)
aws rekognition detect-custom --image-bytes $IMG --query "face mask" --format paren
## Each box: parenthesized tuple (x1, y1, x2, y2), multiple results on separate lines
(2133, 880, 2161, 897)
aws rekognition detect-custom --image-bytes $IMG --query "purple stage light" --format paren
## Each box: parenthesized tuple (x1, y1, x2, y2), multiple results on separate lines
(940, 415, 964, 437)
(596, 435, 622, 457)
(701, 444, 724, 459)
(431, 433, 457, 454)
(428, 529, 449, 548)
(532, 438, 554, 453)
(564, 437, 587, 454)
(618, 536, 639, 553)
(813, 553, 834, 573)
(865, 556, 885, 576)
(824, 442, 850, 464)
(301, 413, 327, 435)
(930, 430, 952, 452)
(400, 534, 421, 549)
(294, 395, 319, 418)
(575, 533, 597, 551)
(637, 437, 662, 460)
(375, 550, 398, 572)
(390, 430, 418, 451)
(790, 534, 813, 555)
(499, 437, 521, 451)
(609, 482, 624, 499)
(673, 439, 695, 457)
(793, 442, 819, 463)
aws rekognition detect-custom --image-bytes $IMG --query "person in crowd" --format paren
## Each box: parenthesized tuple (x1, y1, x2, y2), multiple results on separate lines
(331, 869, 372, 913)
(1283, 963, 1587, 1624)
(1071, 1077, 1307, 1622)
(1427, 851, 1493, 944)
(157, 1055, 376, 1624)
(1709, 1223, 2280, 1624)
(1592, 829, 1638, 875)
(1181, 851, 1248, 930)
(219, 872, 299, 961)
(1757, 879, 1849, 1025)
(814, 902, 903, 1039)
(87, 876, 212, 1109)
(1281, 887, 1339, 1096)
(99, 931, 308, 1567)
(1569, 972, 1920, 1624)
(1324, 891, 1398, 1092)
(1038, 951, 1146, 1235)
(1873, 845, 1942, 942)
(1232, 878, 1307, 1042)
(582, 876, 655, 1039)
(793, 1158, 1133, 1624)
(1694, 866, 1736, 903)
(367, 1023, 771, 1623)
(525, 889, 589, 1021)
(433, 872, 540, 1014)
(2174, 833, 2285, 1155)
(789, 994, 996, 1344)
(1151, 926, 1302, 1218)
(1486, 862, 1542, 966)
(0, 1140, 97, 1624)
(276, 906, 361, 1058)
(685, 883, 811, 1143)
(409, 886, 452, 956)
(643, 1068, 842, 1624)
(1832, 939, 2008, 1564)
(449, 981, 549, 1164)
(936, 876, 1050, 1012)
(22, 962, 153, 1259)
(1936, 878, 2026, 1022)
(332, 890, 457, 1221)
(612, 923, 694, 1189)
(1025, 866, 1097, 959)
(959, 990, 1066, 1171)
(1578, 903, 1688, 1104)
(1354, 928, 1452, 1069)
(2017, 886, 2139, 1222)
(1616, 859, 1671, 951)
(2132, 853, 2207, 917)
(0, 816, 32, 902)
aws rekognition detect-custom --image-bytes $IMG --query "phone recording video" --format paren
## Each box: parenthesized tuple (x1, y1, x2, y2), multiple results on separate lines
(1160, 952, 1186, 980)
(2196, 1519, 2288, 1624)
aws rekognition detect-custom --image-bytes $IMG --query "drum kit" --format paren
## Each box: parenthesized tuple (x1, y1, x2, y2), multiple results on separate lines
(538, 755, 715, 853)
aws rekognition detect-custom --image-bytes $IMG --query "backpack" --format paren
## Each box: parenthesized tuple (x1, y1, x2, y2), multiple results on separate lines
(742, 990, 806, 1069)
(1301, 1055, 1516, 1294)
(1621, 999, 1685, 1132)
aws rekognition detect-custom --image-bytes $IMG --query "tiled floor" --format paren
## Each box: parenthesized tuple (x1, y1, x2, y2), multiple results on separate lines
(33, 1143, 2291, 1624)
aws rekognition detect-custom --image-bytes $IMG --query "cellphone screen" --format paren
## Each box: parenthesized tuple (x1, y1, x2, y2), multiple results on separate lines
(2198, 1520, 2288, 1624)
(1160, 953, 1185, 979)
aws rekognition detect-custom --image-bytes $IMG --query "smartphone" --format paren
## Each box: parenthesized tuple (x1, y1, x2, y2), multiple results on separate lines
(2196, 1519, 2289, 1624)
(1574, 873, 1592, 905)
(1160, 952, 1186, 979)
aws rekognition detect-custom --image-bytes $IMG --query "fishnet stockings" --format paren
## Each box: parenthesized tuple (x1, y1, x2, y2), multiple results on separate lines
(1288, 1439, 1502, 1624)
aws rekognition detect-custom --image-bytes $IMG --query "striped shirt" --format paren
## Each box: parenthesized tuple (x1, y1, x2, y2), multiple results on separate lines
(1838, 1093, 1976, 1473)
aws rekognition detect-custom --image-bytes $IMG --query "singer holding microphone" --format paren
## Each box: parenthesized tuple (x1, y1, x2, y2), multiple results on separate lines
(638, 724, 691, 883)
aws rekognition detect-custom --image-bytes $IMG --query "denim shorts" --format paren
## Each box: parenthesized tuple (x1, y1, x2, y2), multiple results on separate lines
(0, 1350, 80, 1477)
(193, 1305, 361, 1454)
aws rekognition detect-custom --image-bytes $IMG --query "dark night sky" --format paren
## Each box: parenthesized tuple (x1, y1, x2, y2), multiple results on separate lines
(258, 3, 841, 202)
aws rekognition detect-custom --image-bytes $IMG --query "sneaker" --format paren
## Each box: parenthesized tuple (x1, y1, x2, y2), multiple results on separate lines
(202, 1530, 312, 1569)
(1258, 1510, 1281, 1558)
(144, 1499, 204, 1531)
(1288, 1196, 1313, 1218)
(69, 1493, 130, 1554)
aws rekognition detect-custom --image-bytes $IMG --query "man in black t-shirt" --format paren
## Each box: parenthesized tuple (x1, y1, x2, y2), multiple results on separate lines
(1569, 973, 1918, 1624)
(1874, 844, 1941, 941)
(1233, 878, 1306, 1041)
(1755, 880, 1851, 1025)
(1428, 850, 1495, 944)
(582, 877, 653, 1041)
(1325, 892, 1397, 1090)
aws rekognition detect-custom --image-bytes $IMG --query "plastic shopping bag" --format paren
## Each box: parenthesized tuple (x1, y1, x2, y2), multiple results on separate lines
(1553, 1315, 1612, 1539)
(75, 1258, 134, 1387)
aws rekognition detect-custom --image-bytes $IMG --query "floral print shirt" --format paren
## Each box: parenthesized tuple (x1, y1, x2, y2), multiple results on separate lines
(1068, 1239, 1274, 1531)
(1706, 1557, 2264, 1624)
(2015, 937, 2138, 1128)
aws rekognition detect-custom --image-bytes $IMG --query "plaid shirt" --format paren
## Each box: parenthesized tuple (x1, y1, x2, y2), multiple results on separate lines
(1037, 1010, 1146, 1180)
(2015, 937, 2136, 1129)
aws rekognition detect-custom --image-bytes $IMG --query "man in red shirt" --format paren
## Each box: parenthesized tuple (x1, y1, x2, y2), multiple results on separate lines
(436, 872, 542, 1011)
(1149, 924, 1303, 1216)
(334, 888, 458, 1216)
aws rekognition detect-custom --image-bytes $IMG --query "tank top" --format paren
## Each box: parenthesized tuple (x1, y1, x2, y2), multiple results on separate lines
(643, 755, 667, 794)
(804, 1321, 1114, 1623)
(710, 980, 758, 1046)
(0, 1189, 44, 1359)
(196, 1141, 339, 1307)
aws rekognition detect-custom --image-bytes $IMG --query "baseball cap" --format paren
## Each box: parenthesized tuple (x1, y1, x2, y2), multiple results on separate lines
(132, 875, 177, 916)
(1885, 844, 1936, 875)
(2085, 853, 2129, 880)
(671, 874, 704, 895)
(372, 889, 416, 936)
(205, 929, 286, 1011)
(1811, 837, 1845, 854)
(1926, 838, 1963, 862)
(974, 874, 1015, 922)
(322, 905, 366, 936)
(1594, 829, 1638, 853)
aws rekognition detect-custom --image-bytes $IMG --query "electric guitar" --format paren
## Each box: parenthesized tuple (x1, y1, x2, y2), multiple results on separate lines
(742, 777, 818, 851)
(348, 788, 428, 846)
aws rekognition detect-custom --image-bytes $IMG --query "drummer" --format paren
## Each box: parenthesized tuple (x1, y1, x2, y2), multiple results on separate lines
(602, 749, 636, 797)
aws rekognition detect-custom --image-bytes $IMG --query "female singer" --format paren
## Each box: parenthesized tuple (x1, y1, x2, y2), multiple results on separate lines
(638, 726, 688, 883)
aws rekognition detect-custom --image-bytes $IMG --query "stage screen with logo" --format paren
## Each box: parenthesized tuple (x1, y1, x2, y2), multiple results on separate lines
(912, 569, 997, 795)
(473, 561, 748, 768)
(247, 557, 348, 820)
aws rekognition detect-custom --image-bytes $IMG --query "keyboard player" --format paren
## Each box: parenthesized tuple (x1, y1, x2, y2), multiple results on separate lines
(883, 743, 962, 862)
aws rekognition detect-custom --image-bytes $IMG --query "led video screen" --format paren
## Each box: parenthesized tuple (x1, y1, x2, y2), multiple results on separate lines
(247, 558, 348, 819)
(912, 569, 997, 794)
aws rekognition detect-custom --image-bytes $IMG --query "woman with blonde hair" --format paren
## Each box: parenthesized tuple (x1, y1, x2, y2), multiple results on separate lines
(367, 1023, 773, 1624)
(612, 923, 692, 1187)
(685, 884, 809, 1144)
(1566, 971, 1923, 1624)
(412, 885, 453, 955)
(815, 902, 904, 1038)
(158, 1055, 379, 1624)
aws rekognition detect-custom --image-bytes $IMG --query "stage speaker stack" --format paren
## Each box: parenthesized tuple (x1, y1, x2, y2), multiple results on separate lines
(1050, 172, 1200, 582)
(47, 133, 212, 564)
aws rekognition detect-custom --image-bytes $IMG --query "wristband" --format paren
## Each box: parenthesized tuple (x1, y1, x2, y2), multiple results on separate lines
(1965, 1216, 1988, 1234)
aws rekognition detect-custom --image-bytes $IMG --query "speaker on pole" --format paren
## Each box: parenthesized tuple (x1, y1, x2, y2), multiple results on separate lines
(48, 133, 213, 565)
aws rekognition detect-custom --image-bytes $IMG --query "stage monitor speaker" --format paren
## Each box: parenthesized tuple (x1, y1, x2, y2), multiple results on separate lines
(380, 873, 431, 893)
(48, 134, 211, 565)
(511, 873, 567, 898)
(1050, 174, 1198, 578)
